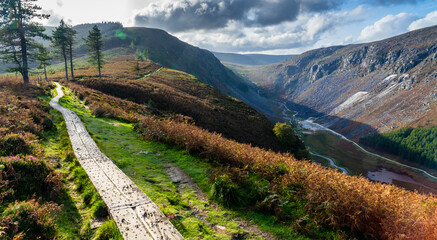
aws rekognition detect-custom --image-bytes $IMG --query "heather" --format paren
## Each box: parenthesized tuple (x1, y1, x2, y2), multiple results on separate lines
(60, 60, 308, 155)
(63, 72, 437, 239)
(0, 77, 120, 239)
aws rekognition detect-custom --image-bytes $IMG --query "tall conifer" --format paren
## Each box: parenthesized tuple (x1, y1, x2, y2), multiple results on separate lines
(85, 25, 105, 79)
(0, 0, 49, 84)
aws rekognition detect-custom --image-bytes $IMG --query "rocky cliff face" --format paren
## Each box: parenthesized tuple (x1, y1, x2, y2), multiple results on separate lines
(252, 25, 437, 139)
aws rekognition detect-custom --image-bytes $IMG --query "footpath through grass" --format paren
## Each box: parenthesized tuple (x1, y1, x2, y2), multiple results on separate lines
(58, 86, 329, 239)
(41, 86, 122, 239)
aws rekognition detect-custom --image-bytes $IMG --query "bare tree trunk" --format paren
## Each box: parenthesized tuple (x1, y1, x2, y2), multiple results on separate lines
(63, 51, 69, 81)
(97, 52, 102, 79)
(19, 25, 29, 84)
(69, 44, 74, 79)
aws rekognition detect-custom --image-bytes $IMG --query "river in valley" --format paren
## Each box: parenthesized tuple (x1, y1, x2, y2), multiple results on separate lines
(279, 102, 437, 194)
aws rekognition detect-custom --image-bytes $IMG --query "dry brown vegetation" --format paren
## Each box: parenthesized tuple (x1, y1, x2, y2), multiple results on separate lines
(60, 59, 302, 154)
(0, 77, 54, 156)
(63, 68, 437, 239)
(0, 76, 64, 239)
(134, 115, 437, 239)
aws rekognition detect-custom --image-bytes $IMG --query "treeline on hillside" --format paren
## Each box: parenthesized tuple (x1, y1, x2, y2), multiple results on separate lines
(360, 126, 437, 169)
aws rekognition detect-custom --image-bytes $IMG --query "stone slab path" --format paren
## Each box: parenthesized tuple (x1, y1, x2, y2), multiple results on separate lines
(50, 82, 184, 240)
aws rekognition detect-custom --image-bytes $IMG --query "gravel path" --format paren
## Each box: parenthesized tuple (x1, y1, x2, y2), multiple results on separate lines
(50, 82, 184, 240)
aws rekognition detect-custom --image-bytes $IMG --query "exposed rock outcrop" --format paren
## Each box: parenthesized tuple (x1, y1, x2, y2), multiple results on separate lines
(252, 25, 437, 139)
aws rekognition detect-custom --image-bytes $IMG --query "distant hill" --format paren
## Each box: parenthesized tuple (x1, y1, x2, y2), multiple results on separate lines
(248, 25, 437, 139)
(213, 52, 294, 66)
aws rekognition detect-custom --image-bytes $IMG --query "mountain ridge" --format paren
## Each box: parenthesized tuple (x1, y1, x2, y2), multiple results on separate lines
(248, 25, 437, 138)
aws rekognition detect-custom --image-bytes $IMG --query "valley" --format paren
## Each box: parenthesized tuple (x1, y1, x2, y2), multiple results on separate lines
(2, 0, 437, 237)
(222, 26, 437, 195)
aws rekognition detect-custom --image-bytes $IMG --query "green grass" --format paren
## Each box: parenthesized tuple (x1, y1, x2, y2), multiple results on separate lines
(59, 88, 256, 239)
(40, 86, 121, 239)
(41, 113, 83, 239)
(58, 85, 347, 239)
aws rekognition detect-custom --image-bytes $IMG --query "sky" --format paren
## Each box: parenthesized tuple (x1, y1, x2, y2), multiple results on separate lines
(37, 0, 437, 54)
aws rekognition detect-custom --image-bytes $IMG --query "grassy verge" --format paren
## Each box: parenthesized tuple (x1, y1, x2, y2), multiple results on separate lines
(58, 86, 339, 239)
(41, 85, 122, 239)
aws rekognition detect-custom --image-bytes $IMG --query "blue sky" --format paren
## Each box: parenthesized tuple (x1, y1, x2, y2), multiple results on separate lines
(38, 0, 437, 54)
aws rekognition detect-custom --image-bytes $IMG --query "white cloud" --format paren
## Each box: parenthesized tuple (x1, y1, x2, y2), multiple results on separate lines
(56, 0, 63, 7)
(172, 6, 366, 53)
(408, 10, 437, 31)
(357, 12, 417, 42)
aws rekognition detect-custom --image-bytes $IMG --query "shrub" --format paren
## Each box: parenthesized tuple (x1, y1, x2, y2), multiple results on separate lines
(0, 134, 33, 156)
(63, 151, 75, 163)
(273, 123, 298, 147)
(0, 199, 61, 240)
(0, 155, 54, 201)
(44, 171, 64, 201)
(92, 220, 122, 240)
(41, 116, 55, 131)
(274, 122, 309, 159)
(91, 200, 108, 218)
(90, 102, 129, 122)
(210, 174, 241, 207)
(72, 167, 88, 193)
(80, 221, 93, 239)
(134, 115, 437, 239)
(82, 185, 98, 206)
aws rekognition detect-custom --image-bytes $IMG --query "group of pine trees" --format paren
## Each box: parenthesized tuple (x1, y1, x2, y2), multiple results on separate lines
(360, 126, 437, 169)
(0, 0, 105, 83)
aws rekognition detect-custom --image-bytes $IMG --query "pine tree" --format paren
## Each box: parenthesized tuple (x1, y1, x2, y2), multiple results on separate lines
(51, 20, 69, 81)
(66, 25, 76, 79)
(35, 44, 51, 81)
(0, 0, 49, 84)
(85, 25, 105, 79)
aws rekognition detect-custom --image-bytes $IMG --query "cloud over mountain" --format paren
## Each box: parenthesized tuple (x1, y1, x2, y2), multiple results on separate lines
(173, 6, 365, 52)
(409, 11, 437, 31)
(358, 12, 417, 42)
(134, 0, 344, 32)
(131, 0, 435, 53)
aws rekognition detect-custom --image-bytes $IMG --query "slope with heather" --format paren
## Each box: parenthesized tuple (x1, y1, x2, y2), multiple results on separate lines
(0, 77, 122, 239)
(60, 72, 437, 240)
(53, 59, 306, 156)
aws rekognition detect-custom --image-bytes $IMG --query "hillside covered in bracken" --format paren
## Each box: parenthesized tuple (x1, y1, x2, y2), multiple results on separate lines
(2, 0, 437, 238)
(0, 78, 121, 239)
(55, 62, 437, 239)
(51, 58, 305, 155)
(2, 37, 437, 240)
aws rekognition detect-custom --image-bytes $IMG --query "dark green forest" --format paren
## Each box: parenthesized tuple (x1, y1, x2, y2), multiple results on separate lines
(360, 126, 437, 169)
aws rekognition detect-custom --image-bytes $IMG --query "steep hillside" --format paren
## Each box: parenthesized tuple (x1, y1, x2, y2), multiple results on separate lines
(213, 52, 294, 66)
(251, 25, 437, 139)
(121, 27, 280, 119)
(51, 59, 305, 154)
(63, 72, 437, 240)
(64, 23, 280, 119)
